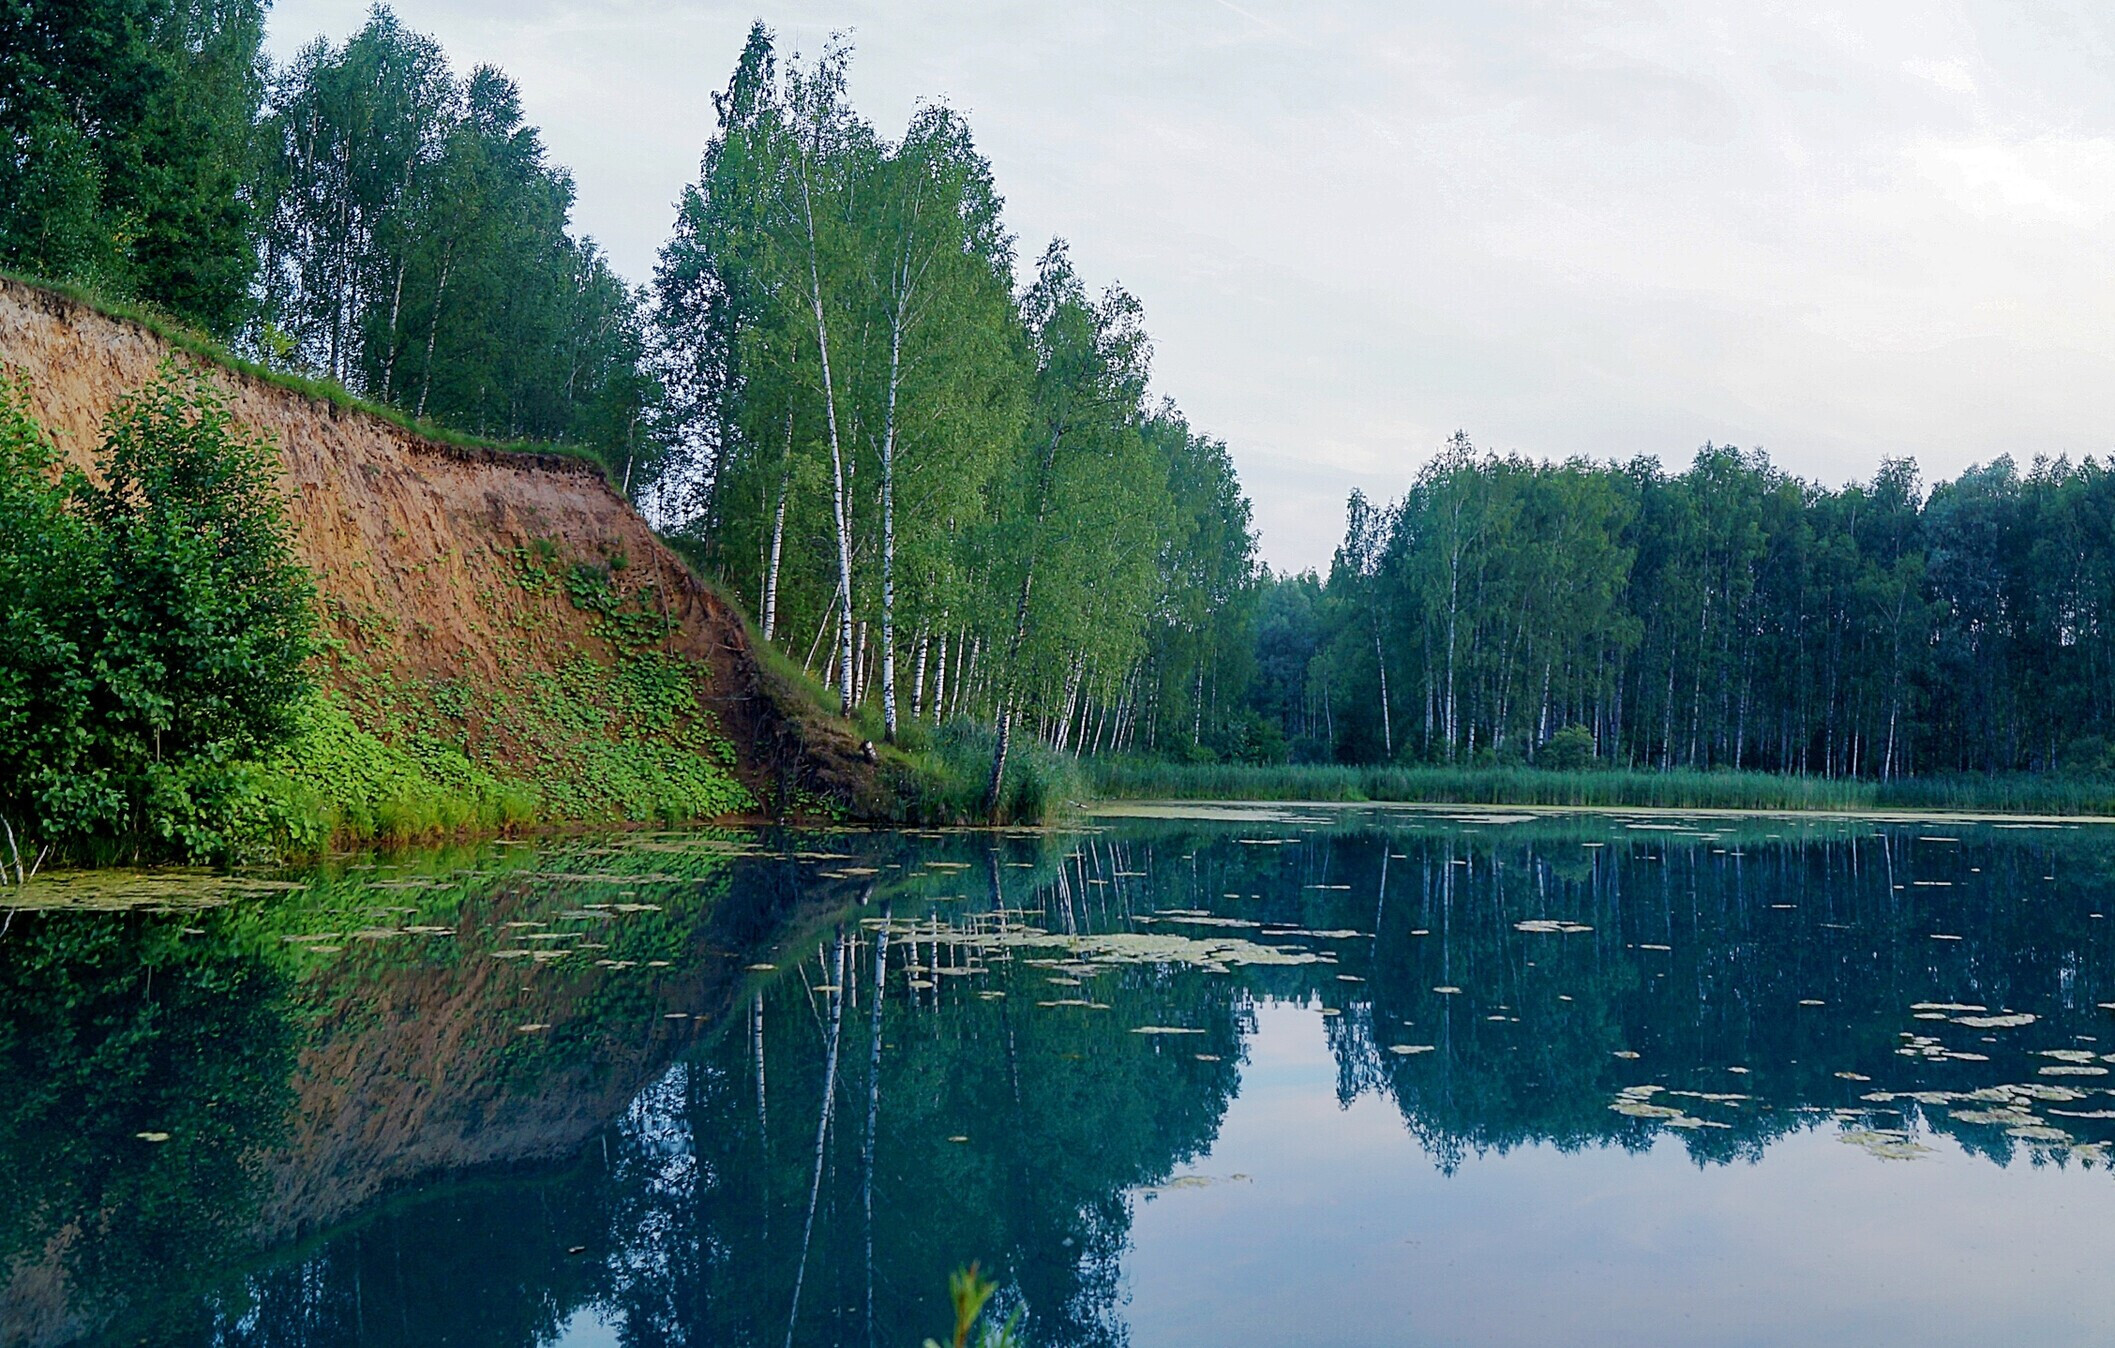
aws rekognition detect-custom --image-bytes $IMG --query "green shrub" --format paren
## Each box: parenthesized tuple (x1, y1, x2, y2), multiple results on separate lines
(0, 362, 314, 865)
(0, 361, 757, 869)
(0, 371, 98, 874)
(1539, 724, 1597, 772)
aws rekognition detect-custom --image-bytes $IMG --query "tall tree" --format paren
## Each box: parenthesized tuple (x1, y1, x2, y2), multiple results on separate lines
(0, 0, 269, 334)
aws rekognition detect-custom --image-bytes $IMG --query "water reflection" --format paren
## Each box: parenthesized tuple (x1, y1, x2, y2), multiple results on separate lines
(6, 809, 2115, 1345)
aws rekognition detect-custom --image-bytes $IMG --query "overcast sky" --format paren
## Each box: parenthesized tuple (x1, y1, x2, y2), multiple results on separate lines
(267, 1, 2115, 572)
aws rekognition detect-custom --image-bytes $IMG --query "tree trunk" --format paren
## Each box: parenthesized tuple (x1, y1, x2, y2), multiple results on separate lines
(796, 143, 857, 716)
(1374, 626, 1393, 758)
(910, 624, 930, 720)
(380, 255, 407, 401)
(984, 701, 1015, 820)
(761, 408, 793, 642)
(878, 307, 905, 740)
(415, 241, 453, 421)
(931, 630, 949, 725)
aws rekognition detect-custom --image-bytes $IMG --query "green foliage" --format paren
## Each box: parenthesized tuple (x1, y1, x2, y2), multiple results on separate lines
(652, 29, 1259, 815)
(0, 371, 99, 874)
(253, 693, 538, 850)
(254, 9, 658, 479)
(253, 642, 750, 854)
(1082, 757, 2115, 815)
(1258, 442, 2115, 785)
(914, 720, 1083, 825)
(1540, 724, 1598, 772)
(0, 363, 315, 864)
(0, 0, 269, 334)
(91, 361, 316, 760)
(289, 550, 753, 850)
(926, 1262, 1023, 1348)
(5, 268, 616, 476)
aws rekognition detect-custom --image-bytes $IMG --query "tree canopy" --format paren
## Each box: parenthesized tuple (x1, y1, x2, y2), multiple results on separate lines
(650, 25, 1260, 807)
(1258, 440, 2115, 778)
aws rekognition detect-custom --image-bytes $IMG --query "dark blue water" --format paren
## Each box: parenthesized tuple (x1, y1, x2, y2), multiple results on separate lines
(7, 806, 2115, 1346)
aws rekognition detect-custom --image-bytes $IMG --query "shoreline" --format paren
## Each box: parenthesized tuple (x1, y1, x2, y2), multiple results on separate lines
(1080, 797, 2115, 826)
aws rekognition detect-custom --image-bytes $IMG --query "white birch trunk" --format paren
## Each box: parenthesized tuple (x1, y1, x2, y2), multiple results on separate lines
(931, 629, 949, 725)
(761, 409, 793, 642)
(878, 303, 905, 740)
(795, 142, 857, 716)
(910, 624, 930, 720)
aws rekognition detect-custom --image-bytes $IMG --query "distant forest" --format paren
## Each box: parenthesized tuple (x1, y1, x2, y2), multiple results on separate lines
(4, 2, 2106, 784)
(1272, 441, 2115, 778)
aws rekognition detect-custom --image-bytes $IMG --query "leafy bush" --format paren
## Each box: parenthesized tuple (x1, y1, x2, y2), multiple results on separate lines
(0, 371, 99, 875)
(1539, 724, 1597, 772)
(0, 362, 314, 865)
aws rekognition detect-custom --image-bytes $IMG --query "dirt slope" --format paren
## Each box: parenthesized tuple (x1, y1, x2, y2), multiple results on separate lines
(0, 277, 882, 818)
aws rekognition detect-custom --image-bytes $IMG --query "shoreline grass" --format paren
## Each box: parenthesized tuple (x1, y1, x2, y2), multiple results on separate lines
(1079, 758, 2115, 819)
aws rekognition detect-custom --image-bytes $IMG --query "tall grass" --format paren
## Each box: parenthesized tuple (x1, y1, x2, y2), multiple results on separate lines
(910, 721, 1086, 825)
(1083, 757, 2115, 816)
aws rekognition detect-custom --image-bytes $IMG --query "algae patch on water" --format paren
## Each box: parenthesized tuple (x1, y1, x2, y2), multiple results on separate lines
(868, 917, 1330, 974)
(7, 869, 305, 911)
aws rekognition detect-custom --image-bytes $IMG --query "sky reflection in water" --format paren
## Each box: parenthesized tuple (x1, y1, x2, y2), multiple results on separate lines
(7, 807, 2115, 1347)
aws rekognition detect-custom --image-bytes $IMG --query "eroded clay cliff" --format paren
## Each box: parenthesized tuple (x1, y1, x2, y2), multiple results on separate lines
(0, 277, 883, 818)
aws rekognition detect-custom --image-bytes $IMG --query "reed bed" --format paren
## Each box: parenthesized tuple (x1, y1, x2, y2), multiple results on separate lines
(1081, 758, 2115, 817)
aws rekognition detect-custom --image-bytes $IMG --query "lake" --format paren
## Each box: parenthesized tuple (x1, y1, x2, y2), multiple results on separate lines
(6, 805, 2115, 1347)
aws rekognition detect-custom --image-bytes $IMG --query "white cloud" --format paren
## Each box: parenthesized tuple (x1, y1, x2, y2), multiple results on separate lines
(266, 0, 2115, 570)
(1904, 135, 2115, 227)
(1903, 56, 1980, 95)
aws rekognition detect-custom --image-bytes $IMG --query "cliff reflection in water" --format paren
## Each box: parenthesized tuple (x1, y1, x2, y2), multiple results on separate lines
(6, 809, 2115, 1346)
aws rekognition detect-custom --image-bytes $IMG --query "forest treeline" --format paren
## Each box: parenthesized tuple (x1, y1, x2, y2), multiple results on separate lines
(648, 27, 1256, 800)
(2, 3, 652, 457)
(1264, 440, 2115, 778)
(10, 2, 2113, 802)
(1, 4, 1262, 809)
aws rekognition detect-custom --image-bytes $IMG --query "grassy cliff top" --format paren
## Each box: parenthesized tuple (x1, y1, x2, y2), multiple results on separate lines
(0, 271, 612, 479)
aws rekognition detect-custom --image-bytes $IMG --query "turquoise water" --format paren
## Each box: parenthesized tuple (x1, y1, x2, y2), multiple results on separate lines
(7, 806, 2115, 1346)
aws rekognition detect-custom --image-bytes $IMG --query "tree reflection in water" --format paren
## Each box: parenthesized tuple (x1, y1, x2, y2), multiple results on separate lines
(6, 810, 2115, 1346)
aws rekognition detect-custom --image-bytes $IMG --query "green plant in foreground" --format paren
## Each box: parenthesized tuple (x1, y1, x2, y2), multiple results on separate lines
(926, 1262, 1022, 1348)
(0, 361, 314, 865)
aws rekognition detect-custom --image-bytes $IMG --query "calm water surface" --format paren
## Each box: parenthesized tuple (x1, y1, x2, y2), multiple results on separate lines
(7, 805, 2115, 1346)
